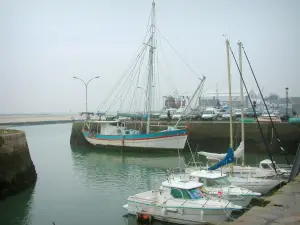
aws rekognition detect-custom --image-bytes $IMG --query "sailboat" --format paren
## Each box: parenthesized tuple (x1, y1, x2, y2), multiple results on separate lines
(196, 42, 289, 180)
(82, 1, 205, 150)
(185, 40, 281, 194)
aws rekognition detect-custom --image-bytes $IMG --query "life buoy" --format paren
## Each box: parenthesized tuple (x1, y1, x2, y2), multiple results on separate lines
(217, 189, 223, 198)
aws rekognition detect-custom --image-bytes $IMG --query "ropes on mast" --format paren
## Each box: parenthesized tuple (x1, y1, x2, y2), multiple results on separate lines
(228, 42, 278, 175)
(154, 26, 202, 80)
(241, 46, 291, 166)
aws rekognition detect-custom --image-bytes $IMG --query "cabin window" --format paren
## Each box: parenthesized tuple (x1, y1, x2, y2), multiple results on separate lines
(125, 130, 129, 135)
(261, 164, 272, 170)
(109, 123, 118, 126)
(214, 177, 231, 186)
(170, 188, 191, 199)
(188, 188, 204, 199)
(206, 178, 215, 187)
(198, 177, 206, 185)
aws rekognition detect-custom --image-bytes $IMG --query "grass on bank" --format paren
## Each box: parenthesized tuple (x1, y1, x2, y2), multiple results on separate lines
(0, 129, 20, 135)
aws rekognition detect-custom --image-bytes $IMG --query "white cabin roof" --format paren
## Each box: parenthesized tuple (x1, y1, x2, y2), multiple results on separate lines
(161, 180, 203, 190)
(190, 170, 227, 179)
(260, 159, 276, 164)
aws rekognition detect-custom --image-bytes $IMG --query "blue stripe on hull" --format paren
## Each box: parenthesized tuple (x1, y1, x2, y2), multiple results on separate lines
(83, 129, 187, 140)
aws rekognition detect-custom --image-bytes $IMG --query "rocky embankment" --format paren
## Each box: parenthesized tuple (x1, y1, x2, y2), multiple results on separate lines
(0, 129, 37, 201)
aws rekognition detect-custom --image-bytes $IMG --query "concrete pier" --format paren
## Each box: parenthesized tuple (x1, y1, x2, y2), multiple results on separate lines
(0, 129, 37, 200)
(0, 114, 85, 126)
(231, 175, 300, 225)
(71, 121, 300, 154)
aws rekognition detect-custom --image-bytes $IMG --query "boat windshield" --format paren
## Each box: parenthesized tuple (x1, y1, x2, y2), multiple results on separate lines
(205, 177, 231, 187)
(261, 163, 279, 170)
(214, 177, 231, 186)
(187, 187, 205, 200)
(171, 187, 205, 200)
(203, 110, 213, 114)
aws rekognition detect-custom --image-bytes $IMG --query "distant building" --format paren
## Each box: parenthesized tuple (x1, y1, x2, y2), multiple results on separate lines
(266, 97, 300, 116)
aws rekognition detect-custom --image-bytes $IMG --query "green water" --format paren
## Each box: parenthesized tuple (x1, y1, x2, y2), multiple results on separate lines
(0, 124, 294, 225)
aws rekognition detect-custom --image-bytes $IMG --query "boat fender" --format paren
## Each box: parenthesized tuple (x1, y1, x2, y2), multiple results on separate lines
(200, 210, 204, 221)
(161, 207, 166, 216)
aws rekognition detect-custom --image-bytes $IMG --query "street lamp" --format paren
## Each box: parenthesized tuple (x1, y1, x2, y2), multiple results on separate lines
(73, 76, 100, 116)
(286, 87, 289, 119)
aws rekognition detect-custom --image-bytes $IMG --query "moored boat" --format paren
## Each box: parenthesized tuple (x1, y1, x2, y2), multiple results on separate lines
(123, 179, 242, 225)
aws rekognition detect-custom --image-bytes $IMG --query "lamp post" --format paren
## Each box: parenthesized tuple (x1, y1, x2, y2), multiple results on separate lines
(286, 87, 289, 120)
(73, 76, 100, 117)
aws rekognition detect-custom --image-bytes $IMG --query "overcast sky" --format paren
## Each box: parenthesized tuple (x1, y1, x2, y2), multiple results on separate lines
(0, 0, 299, 114)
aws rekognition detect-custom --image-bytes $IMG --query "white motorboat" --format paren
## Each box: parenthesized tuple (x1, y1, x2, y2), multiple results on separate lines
(168, 170, 261, 208)
(123, 179, 242, 225)
(185, 162, 281, 195)
(227, 176, 281, 195)
(258, 159, 291, 180)
(194, 158, 290, 181)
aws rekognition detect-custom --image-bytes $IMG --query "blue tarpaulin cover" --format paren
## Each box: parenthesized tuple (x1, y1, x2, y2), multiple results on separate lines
(208, 147, 234, 170)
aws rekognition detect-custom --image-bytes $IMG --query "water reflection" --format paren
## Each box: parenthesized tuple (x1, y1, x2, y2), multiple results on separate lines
(0, 185, 35, 225)
(70, 144, 184, 225)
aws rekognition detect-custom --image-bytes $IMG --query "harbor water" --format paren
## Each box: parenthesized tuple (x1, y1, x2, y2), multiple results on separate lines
(0, 124, 294, 225)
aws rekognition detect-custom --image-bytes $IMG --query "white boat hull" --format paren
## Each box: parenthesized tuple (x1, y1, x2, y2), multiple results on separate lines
(208, 191, 253, 208)
(126, 200, 234, 225)
(124, 190, 242, 225)
(228, 177, 281, 195)
(83, 130, 188, 150)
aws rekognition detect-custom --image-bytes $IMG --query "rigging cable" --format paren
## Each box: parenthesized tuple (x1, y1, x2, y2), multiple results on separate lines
(242, 46, 291, 166)
(96, 40, 149, 112)
(105, 44, 148, 113)
(127, 44, 147, 113)
(157, 32, 177, 92)
(228, 43, 278, 174)
(95, 15, 153, 112)
(155, 26, 202, 80)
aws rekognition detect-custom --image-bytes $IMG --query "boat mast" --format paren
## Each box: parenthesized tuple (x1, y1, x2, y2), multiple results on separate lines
(238, 41, 245, 166)
(146, 1, 156, 134)
(226, 39, 234, 174)
(226, 39, 233, 149)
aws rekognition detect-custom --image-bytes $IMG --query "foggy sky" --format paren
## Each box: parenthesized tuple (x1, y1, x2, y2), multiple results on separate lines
(0, 0, 299, 114)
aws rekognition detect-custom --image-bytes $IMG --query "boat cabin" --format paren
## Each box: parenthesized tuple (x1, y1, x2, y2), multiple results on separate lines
(161, 180, 206, 200)
(259, 159, 280, 171)
(88, 120, 140, 136)
(189, 170, 231, 187)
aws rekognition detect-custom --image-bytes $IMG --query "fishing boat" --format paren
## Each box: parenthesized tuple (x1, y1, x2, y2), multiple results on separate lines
(166, 169, 261, 208)
(82, 1, 205, 150)
(123, 179, 242, 225)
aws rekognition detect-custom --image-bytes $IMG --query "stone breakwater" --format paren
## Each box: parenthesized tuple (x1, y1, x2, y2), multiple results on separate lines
(231, 174, 300, 225)
(71, 121, 300, 154)
(0, 130, 37, 201)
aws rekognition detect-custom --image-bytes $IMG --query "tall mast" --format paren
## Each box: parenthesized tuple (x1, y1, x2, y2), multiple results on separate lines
(226, 39, 233, 175)
(238, 41, 245, 166)
(146, 1, 156, 134)
(226, 39, 233, 149)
